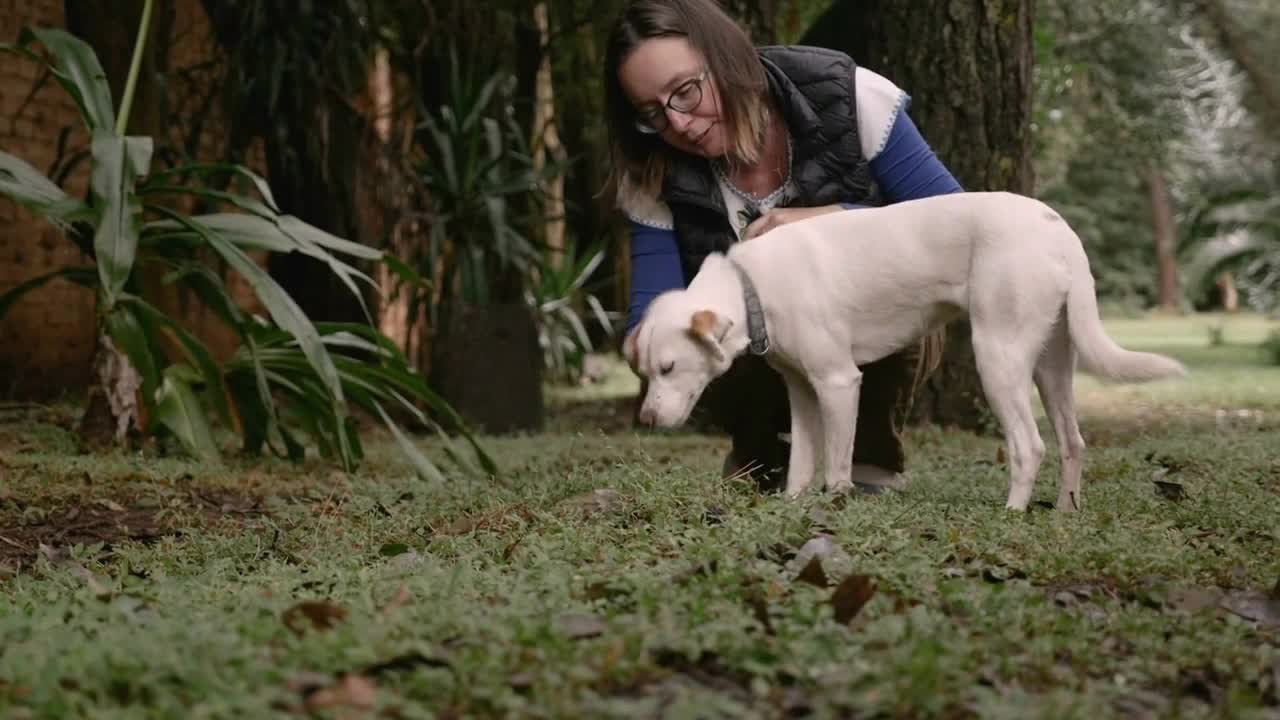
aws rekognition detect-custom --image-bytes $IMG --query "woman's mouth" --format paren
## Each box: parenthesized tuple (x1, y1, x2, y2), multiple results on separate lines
(689, 123, 715, 148)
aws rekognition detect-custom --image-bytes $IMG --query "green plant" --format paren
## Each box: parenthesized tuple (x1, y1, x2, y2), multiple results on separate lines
(1262, 328, 1280, 366)
(410, 44, 566, 323)
(1206, 322, 1226, 347)
(1181, 187, 1280, 315)
(0, 11, 493, 479)
(527, 241, 619, 385)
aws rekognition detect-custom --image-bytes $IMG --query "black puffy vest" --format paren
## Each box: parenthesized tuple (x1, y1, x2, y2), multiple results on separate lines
(660, 45, 877, 285)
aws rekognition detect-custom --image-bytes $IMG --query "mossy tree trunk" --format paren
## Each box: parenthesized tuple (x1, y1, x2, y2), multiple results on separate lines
(802, 0, 1035, 433)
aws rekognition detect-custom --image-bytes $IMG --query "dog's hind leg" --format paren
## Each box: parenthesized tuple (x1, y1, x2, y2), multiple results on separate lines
(972, 330, 1046, 512)
(1034, 314, 1087, 512)
(779, 367, 821, 498)
(812, 366, 864, 495)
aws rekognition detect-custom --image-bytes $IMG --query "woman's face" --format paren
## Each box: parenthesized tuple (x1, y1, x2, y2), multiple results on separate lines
(617, 36, 726, 158)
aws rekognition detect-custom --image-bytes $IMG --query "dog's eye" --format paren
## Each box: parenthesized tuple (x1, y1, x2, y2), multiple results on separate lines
(660, 361, 674, 375)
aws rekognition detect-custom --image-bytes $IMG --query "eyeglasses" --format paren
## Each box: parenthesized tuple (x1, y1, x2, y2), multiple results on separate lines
(634, 70, 708, 135)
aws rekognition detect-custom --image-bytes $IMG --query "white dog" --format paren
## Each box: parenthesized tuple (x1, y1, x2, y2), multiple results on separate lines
(624, 191, 1186, 512)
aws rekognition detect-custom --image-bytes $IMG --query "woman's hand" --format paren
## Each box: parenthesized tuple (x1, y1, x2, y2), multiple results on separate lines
(743, 204, 846, 240)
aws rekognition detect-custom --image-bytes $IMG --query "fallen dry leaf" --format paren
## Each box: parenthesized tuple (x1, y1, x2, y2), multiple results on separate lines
(1168, 586, 1222, 612)
(286, 671, 333, 694)
(362, 651, 452, 678)
(742, 584, 776, 635)
(1164, 583, 1280, 629)
(379, 585, 412, 617)
(556, 612, 606, 639)
(982, 564, 1028, 584)
(68, 563, 112, 599)
(501, 535, 525, 562)
(509, 671, 536, 690)
(1218, 590, 1280, 629)
(1153, 479, 1187, 502)
(795, 555, 829, 588)
(558, 488, 625, 518)
(96, 498, 126, 512)
(831, 574, 877, 624)
(432, 504, 535, 536)
(283, 600, 348, 635)
(305, 673, 377, 712)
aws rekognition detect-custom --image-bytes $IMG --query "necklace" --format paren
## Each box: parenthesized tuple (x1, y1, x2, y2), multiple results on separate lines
(713, 124, 793, 210)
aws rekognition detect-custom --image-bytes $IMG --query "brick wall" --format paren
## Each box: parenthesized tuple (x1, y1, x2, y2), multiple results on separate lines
(0, 0, 264, 400)
(0, 0, 94, 399)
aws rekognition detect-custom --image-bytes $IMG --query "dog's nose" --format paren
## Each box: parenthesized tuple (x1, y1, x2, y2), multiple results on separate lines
(638, 407, 655, 427)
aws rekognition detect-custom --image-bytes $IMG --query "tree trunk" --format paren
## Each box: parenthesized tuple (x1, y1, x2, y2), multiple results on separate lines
(802, 0, 1035, 433)
(260, 117, 368, 325)
(366, 46, 424, 365)
(1194, 0, 1280, 136)
(199, 1, 369, 326)
(532, 2, 567, 271)
(1216, 271, 1239, 312)
(550, 2, 622, 338)
(1147, 166, 1181, 313)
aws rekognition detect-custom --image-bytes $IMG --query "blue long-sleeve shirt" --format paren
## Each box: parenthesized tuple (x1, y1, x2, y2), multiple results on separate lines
(624, 108, 963, 334)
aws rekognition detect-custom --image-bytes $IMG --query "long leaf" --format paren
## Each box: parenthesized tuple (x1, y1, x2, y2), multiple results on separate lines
(139, 185, 277, 219)
(153, 209, 355, 470)
(215, 213, 380, 318)
(144, 211, 380, 320)
(144, 162, 281, 213)
(142, 186, 378, 262)
(119, 293, 234, 431)
(246, 335, 295, 460)
(374, 402, 447, 484)
(3, 27, 115, 133)
(229, 340, 496, 477)
(1184, 235, 1280, 292)
(153, 366, 221, 462)
(277, 215, 382, 261)
(149, 210, 380, 260)
(0, 151, 93, 227)
(91, 132, 152, 306)
(315, 322, 412, 365)
(156, 260, 247, 328)
(0, 266, 96, 321)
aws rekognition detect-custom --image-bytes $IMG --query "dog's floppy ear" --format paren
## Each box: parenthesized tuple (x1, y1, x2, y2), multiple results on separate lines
(622, 322, 642, 372)
(689, 309, 731, 362)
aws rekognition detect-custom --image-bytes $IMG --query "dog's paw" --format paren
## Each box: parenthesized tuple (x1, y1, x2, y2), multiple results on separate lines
(1004, 485, 1034, 512)
(824, 479, 854, 496)
(1055, 491, 1082, 513)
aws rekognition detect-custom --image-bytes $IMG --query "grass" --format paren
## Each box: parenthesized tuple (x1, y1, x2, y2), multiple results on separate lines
(1, 312, 1278, 719)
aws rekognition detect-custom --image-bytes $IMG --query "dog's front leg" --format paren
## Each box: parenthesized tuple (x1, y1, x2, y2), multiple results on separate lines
(780, 368, 820, 498)
(814, 368, 863, 494)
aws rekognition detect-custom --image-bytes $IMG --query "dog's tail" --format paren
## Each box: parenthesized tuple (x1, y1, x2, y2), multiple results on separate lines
(1065, 245, 1187, 383)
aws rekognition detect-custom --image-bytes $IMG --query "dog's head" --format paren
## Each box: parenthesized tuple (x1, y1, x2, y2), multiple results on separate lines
(624, 292, 743, 428)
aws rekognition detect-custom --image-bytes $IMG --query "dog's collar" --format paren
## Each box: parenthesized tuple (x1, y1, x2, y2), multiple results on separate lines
(727, 258, 770, 355)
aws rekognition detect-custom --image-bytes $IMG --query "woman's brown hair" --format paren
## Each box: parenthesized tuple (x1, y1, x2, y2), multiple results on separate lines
(603, 0, 768, 204)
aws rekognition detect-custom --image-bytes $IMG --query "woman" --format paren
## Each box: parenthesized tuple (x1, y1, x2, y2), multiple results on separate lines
(604, 0, 963, 494)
